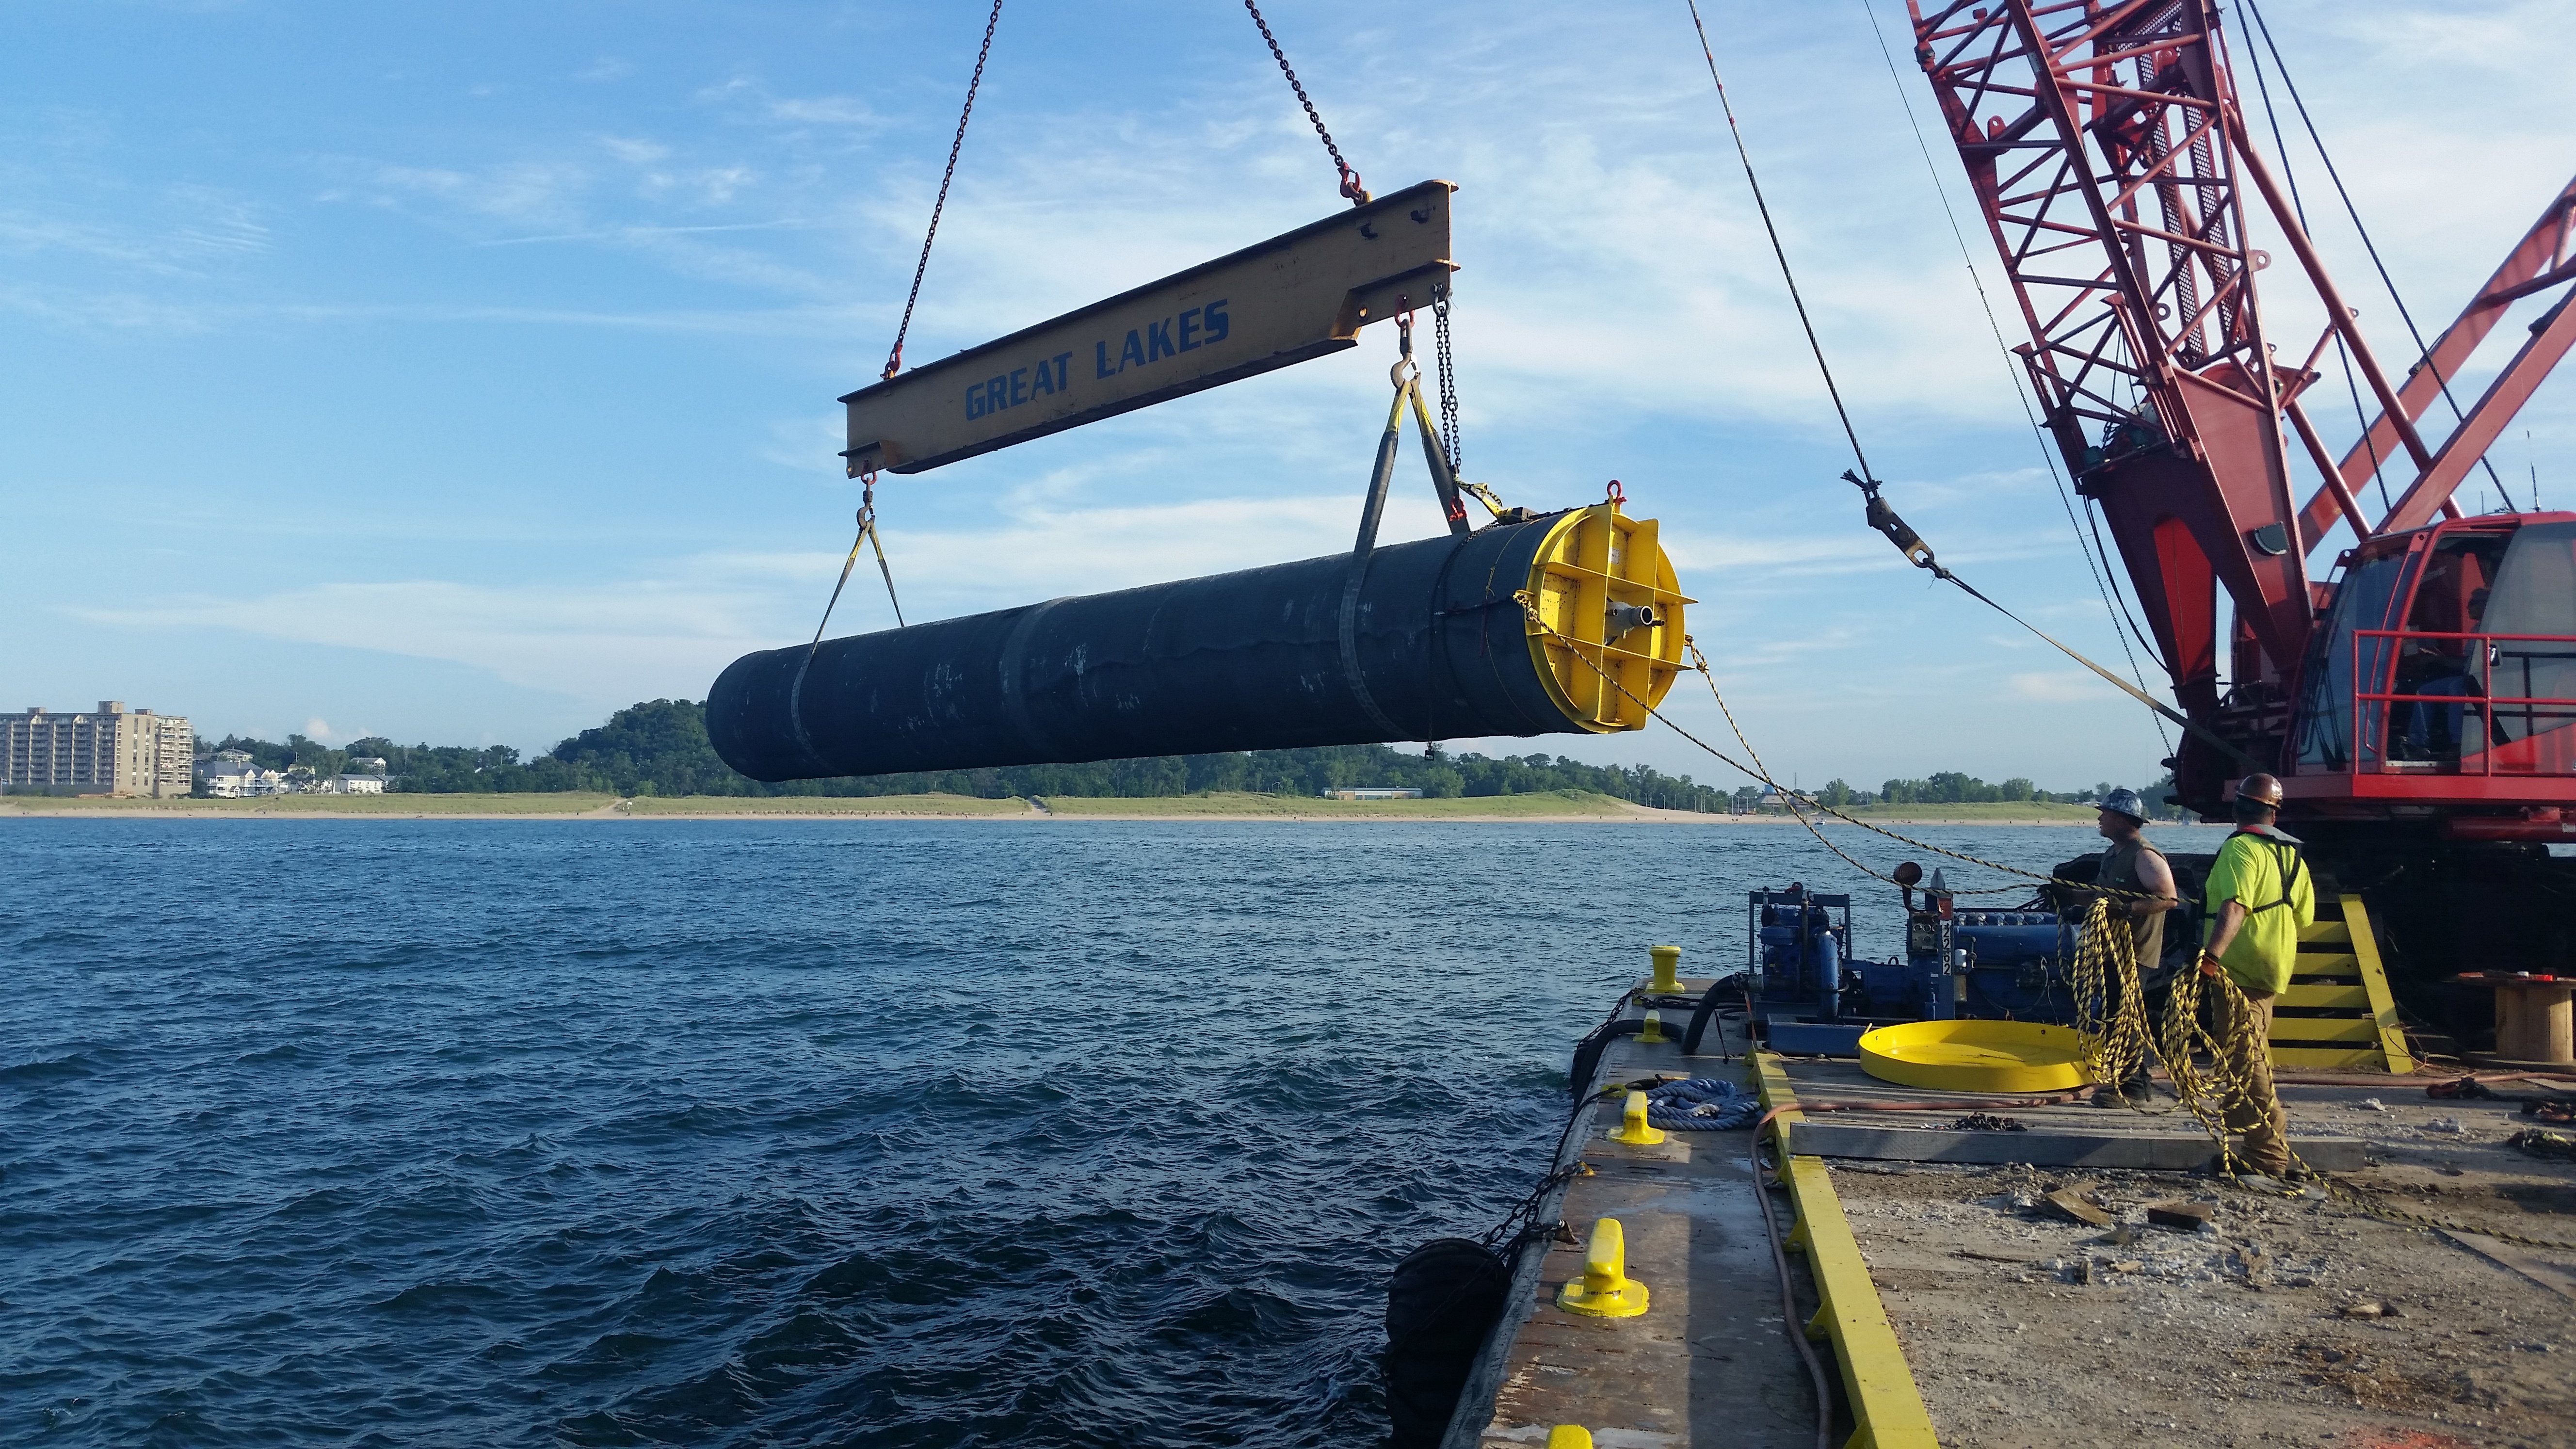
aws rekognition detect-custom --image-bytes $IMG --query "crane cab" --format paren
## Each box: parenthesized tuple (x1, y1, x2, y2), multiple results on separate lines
(2284, 513, 2576, 836)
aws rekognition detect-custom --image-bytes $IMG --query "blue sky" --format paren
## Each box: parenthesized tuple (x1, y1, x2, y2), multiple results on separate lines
(6, 0, 2569, 792)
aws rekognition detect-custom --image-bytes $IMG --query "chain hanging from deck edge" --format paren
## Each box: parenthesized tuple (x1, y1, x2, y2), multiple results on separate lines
(1241, 0, 1368, 205)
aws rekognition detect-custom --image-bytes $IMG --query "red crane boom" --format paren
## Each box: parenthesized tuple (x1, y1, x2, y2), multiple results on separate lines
(1905, 0, 2576, 837)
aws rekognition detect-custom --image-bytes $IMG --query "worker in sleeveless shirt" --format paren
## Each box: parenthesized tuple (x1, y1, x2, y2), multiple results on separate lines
(2093, 787, 2179, 974)
(2084, 789, 2180, 1103)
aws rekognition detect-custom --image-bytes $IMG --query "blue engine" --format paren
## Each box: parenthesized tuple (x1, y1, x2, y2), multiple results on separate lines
(1751, 888, 1853, 1020)
(1749, 877, 2081, 1030)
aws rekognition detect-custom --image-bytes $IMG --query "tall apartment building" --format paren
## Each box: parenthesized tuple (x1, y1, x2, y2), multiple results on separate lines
(2, 702, 195, 798)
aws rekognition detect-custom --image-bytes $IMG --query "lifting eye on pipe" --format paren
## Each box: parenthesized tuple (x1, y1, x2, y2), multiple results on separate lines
(1606, 602, 1660, 638)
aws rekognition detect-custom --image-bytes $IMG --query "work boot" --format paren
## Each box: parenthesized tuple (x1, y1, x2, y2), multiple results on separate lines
(2091, 1078, 2156, 1108)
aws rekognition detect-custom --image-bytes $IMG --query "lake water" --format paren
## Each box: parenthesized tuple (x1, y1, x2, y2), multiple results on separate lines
(0, 818, 2227, 1445)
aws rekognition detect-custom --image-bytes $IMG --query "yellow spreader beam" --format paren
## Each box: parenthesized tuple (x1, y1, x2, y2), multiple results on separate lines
(840, 180, 1456, 476)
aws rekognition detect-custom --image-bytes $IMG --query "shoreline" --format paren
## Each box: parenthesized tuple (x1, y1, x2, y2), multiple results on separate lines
(0, 791, 2190, 826)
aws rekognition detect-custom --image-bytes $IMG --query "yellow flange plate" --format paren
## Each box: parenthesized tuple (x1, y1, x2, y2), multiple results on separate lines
(1857, 1019, 2093, 1095)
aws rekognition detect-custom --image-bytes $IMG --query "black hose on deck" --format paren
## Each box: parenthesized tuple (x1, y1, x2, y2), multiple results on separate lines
(1682, 972, 1751, 1057)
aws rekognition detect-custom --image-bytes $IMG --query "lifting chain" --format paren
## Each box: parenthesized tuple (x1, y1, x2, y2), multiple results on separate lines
(1241, 0, 1368, 205)
(883, 0, 1004, 382)
(1433, 283, 1462, 475)
(837, 0, 1003, 639)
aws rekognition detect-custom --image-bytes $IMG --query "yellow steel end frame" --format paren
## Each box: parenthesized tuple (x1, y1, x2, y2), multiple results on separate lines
(1522, 499, 1692, 732)
(2347, 896, 2415, 1074)
(1751, 1052, 1942, 1449)
(2269, 894, 2414, 1073)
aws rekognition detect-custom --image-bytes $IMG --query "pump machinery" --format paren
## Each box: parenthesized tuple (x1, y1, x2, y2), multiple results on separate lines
(1741, 863, 2197, 1054)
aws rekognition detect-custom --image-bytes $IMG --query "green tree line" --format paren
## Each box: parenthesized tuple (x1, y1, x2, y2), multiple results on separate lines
(203, 699, 1740, 806)
(205, 699, 2166, 809)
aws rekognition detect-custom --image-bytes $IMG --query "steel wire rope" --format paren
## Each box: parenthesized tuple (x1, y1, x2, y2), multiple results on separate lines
(2231, 0, 2394, 516)
(1516, 595, 2151, 897)
(1857, 0, 2172, 757)
(2240, 0, 2518, 511)
(1241, 0, 1369, 204)
(1690, 3, 2219, 773)
(1683, 0, 1877, 486)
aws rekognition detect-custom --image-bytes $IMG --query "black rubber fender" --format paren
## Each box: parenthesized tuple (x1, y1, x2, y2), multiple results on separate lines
(1383, 1237, 1511, 1447)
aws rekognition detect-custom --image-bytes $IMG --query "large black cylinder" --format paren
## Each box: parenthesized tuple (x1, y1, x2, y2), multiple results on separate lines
(707, 506, 1686, 781)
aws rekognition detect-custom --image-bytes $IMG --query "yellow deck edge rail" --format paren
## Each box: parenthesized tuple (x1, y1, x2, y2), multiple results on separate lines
(1751, 1052, 1941, 1449)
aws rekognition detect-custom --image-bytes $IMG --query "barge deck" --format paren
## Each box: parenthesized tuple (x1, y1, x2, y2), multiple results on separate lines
(1444, 975, 2576, 1449)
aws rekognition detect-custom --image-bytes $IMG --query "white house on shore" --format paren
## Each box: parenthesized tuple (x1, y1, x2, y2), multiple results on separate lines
(196, 750, 287, 798)
(195, 751, 391, 797)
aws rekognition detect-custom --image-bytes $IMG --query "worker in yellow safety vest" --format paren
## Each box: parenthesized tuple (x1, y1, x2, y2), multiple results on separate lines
(2196, 773, 2316, 1178)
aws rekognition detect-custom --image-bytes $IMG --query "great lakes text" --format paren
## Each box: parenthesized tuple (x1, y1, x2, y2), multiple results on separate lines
(963, 299, 1231, 422)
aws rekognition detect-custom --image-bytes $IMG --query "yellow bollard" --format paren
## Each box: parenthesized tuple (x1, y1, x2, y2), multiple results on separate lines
(1606, 1089, 1666, 1145)
(1546, 1429, 1596, 1449)
(1637, 1008, 1667, 1045)
(1555, 1217, 1650, 1317)
(1648, 943, 1684, 994)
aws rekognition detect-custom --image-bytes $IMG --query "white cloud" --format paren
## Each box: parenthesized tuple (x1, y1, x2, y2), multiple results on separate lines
(63, 490, 1458, 715)
(2008, 671, 2111, 704)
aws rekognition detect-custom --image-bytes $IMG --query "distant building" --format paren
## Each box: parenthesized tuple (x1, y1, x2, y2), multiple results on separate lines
(195, 750, 288, 798)
(329, 756, 390, 795)
(1321, 787, 1425, 800)
(3, 702, 193, 798)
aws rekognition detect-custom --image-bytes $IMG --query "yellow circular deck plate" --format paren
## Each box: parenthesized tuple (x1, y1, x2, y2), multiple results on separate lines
(1856, 1019, 2094, 1095)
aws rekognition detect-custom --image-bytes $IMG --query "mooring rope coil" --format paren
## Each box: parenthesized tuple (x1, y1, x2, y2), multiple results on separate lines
(1643, 1076, 1760, 1131)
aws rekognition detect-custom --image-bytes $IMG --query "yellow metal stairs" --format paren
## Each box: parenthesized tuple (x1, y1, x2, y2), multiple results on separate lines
(2269, 894, 2414, 1073)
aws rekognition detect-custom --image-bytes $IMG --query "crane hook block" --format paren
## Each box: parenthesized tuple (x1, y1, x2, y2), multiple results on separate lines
(708, 503, 1692, 780)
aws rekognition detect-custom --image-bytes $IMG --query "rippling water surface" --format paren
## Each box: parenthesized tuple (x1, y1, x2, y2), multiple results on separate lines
(0, 817, 2226, 1445)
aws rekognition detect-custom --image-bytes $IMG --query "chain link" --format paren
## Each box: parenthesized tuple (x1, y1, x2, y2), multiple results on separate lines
(883, 0, 1004, 382)
(1241, 0, 1367, 204)
(1433, 283, 1462, 474)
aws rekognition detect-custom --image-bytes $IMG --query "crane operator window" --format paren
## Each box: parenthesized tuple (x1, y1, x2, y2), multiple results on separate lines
(2294, 548, 2413, 773)
(2478, 521, 2576, 767)
(2390, 532, 2507, 762)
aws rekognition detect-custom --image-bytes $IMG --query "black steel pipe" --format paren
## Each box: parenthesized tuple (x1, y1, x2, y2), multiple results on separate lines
(708, 512, 1599, 781)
